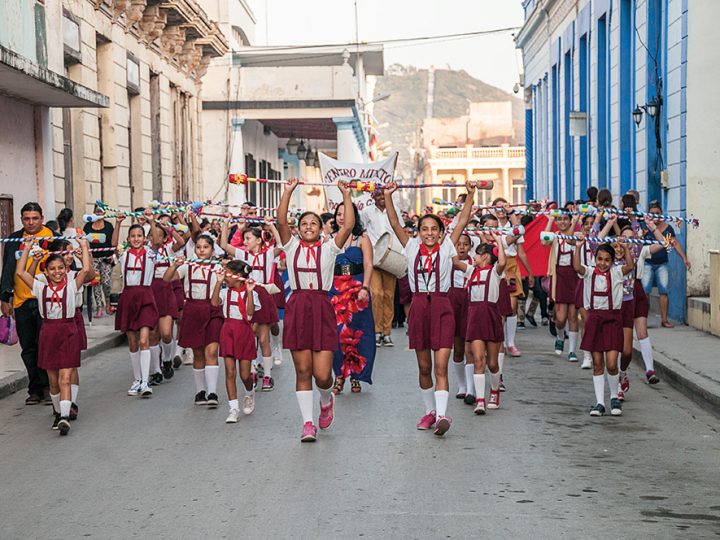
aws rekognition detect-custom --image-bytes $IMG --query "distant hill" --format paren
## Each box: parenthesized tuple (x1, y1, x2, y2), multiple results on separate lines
(372, 65, 525, 177)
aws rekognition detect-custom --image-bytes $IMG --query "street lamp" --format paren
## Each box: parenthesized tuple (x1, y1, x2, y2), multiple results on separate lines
(647, 97, 659, 118)
(305, 146, 315, 166)
(633, 96, 662, 127)
(286, 134, 299, 155)
(297, 140, 308, 161)
(633, 106, 644, 126)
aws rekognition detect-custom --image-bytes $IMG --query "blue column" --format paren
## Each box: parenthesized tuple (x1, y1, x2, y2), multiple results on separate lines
(525, 107, 534, 201)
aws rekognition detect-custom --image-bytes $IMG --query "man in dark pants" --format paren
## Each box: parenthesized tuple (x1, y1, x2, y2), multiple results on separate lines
(0, 202, 56, 405)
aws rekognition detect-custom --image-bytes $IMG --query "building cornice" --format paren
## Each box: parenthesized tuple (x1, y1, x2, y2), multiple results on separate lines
(516, 0, 560, 48)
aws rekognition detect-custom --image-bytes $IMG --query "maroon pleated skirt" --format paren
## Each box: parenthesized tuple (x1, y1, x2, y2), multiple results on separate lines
(219, 318, 257, 360)
(621, 299, 635, 329)
(272, 271, 286, 309)
(634, 279, 649, 318)
(283, 289, 338, 351)
(115, 286, 159, 332)
(74, 308, 87, 351)
(396, 275, 411, 306)
(449, 286, 468, 339)
(581, 309, 623, 353)
(151, 278, 179, 319)
(39, 318, 81, 370)
(498, 279, 513, 317)
(408, 292, 455, 351)
(172, 280, 185, 314)
(466, 301, 504, 343)
(553, 265, 580, 304)
(178, 299, 223, 349)
(574, 279, 585, 310)
(251, 286, 279, 325)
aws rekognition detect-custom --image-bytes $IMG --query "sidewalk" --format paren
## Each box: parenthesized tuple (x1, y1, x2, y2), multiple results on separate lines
(0, 313, 125, 399)
(634, 314, 720, 417)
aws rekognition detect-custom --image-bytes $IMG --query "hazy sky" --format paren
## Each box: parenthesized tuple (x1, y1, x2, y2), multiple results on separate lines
(249, 0, 525, 93)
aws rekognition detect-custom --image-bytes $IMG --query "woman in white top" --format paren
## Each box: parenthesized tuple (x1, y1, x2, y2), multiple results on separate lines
(276, 179, 354, 443)
(384, 180, 476, 437)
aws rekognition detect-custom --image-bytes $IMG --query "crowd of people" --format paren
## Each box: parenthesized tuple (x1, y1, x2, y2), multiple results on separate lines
(0, 182, 689, 439)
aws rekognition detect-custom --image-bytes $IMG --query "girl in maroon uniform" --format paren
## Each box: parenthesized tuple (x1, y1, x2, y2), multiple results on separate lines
(450, 233, 472, 400)
(276, 179, 355, 442)
(385, 180, 476, 437)
(16, 238, 91, 435)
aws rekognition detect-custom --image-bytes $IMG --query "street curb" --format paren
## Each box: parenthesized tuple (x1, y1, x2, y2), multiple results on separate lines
(632, 345, 720, 418)
(0, 333, 126, 401)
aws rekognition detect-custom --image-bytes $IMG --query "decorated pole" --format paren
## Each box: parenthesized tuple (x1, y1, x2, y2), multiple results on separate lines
(0, 233, 107, 244)
(540, 231, 675, 250)
(229, 174, 494, 191)
(14, 246, 114, 260)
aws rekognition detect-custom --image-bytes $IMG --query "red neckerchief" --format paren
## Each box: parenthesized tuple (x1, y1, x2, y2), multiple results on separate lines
(469, 265, 492, 288)
(47, 277, 67, 304)
(195, 258, 212, 280)
(300, 240, 322, 266)
(419, 243, 440, 274)
(128, 247, 146, 278)
(230, 286, 248, 321)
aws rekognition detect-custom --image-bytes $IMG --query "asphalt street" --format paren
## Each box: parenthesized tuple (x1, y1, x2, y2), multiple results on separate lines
(1, 326, 719, 539)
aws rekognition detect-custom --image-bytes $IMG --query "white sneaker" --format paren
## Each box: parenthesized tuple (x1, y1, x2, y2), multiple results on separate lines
(272, 345, 283, 366)
(182, 349, 193, 366)
(225, 408, 240, 423)
(127, 380, 142, 396)
(139, 382, 153, 398)
(581, 353, 592, 370)
(242, 393, 255, 415)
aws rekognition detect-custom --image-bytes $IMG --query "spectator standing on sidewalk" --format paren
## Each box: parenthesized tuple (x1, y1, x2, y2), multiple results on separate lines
(0, 202, 56, 404)
(83, 206, 115, 317)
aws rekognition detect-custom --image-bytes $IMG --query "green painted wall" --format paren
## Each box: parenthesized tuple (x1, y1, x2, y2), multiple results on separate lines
(0, 0, 46, 65)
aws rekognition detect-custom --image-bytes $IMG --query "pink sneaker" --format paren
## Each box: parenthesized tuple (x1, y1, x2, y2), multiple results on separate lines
(300, 421, 317, 442)
(474, 398, 486, 415)
(617, 388, 625, 402)
(507, 345, 522, 357)
(434, 415, 452, 436)
(318, 394, 335, 430)
(416, 411, 436, 430)
(646, 370, 660, 384)
(620, 373, 630, 393)
(487, 390, 500, 410)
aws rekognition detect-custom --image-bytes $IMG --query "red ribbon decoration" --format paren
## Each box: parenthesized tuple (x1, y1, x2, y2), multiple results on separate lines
(331, 275, 370, 379)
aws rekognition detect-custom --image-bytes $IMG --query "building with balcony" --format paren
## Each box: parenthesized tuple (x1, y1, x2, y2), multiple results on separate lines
(199, 0, 383, 213)
(516, 0, 720, 324)
(0, 0, 227, 236)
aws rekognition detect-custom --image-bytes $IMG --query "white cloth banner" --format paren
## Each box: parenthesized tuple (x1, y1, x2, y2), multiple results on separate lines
(319, 152, 398, 212)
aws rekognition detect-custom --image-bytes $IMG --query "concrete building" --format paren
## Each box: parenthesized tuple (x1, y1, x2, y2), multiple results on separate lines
(199, 0, 383, 212)
(516, 0, 720, 323)
(0, 0, 227, 234)
(421, 101, 526, 210)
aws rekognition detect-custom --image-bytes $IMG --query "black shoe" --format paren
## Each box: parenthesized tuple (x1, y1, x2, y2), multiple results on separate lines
(464, 394, 476, 406)
(149, 372, 163, 386)
(206, 393, 219, 408)
(52, 413, 61, 430)
(610, 398, 623, 416)
(499, 375, 507, 392)
(455, 392, 466, 399)
(25, 393, 42, 405)
(526, 313, 537, 327)
(162, 361, 175, 380)
(194, 391, 207, 406)
(58, 417, 71, 435)
(517, 321, 526, 330)
(172, 355, 182, 369)
(549, 318, 557, 337)
(69, 403, 78, 421)
(590, 403, 606, 417)
(256, 364, 265, 379)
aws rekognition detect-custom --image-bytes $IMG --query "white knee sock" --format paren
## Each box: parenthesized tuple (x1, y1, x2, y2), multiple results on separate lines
(50, 393, 60, 413)
(139, 350, 151, 383)
(318, 385, 333, 405)
(639, 337, 654, 371)
(557, 327, 566, 341)
(296, 390, 314, 423)
(498, 352, 505, 375)
(489, 371, 501, 391)
(150, 345, 161, 374)
(465, 364, 476, 395)
(130, 351, 141, 380)
(71, 383, 79, 404)
(59, 400, 71, 418)
(593, 375, 605, 405)
(568, 332, 578, 355)
(193, 368, 206, 393)
(505, 316, 518, 348)
(229, 398, 239, 411)
(205, 365, 219, 395)
(435, 390, 449, 417)
(453, 361, 467, 393)
(607, 373, 620, 399)
(160, 339, 175, 364)
(262, 356, 273, 379)
(420, 387, 435, 414)
(473, 374, 486, 400)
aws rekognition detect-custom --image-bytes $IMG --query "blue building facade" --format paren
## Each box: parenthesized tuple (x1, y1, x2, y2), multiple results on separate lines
(517, 0, 689, 321)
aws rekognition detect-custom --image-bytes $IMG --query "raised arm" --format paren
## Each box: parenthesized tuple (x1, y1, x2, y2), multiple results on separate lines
(494, 232, 507, 275)
(73, 239, 91, 288)
(450, 182, 477, 245)
(15, 239, 39, 289)
(111, 213, 126, 248)
(573, 233, 587, 276)
(541, 215, 555, 246)
(621, 240, 636, 275)
(276, 179, 297, 246)
(333, 182, 355, 249)
(383, 182, 409, 247)
(598, 215, 618, 239)
(163, 256, 183, 282)
(219, 216, 238, 258)
(452, 256, 470, 273)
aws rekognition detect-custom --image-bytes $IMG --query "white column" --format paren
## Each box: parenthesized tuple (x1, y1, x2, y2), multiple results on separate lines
(228, 118, 245, 205)
(502, 168, 510, 201)
(334, 117, 363, 162)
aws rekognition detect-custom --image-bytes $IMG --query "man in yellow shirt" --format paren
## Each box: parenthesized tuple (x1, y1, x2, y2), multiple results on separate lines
(1, 202, 55, 405)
